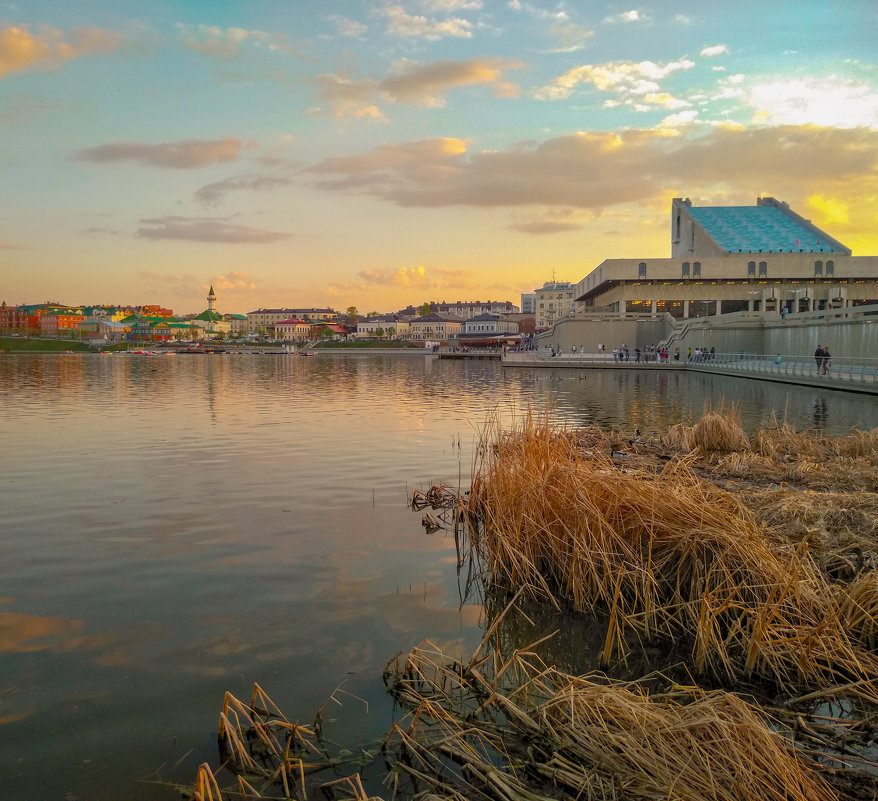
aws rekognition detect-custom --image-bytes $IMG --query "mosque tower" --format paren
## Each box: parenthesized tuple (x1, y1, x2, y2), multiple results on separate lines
(208, 284, 217, 312)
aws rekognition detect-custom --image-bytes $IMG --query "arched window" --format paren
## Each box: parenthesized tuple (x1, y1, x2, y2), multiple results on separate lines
(758, 261, 767, 276)
(693, 261, 701, 277)
(747, 261, 756, 276)
(814, 260, 823, 275)
(682, 261, 690, 277)
(826, 260, 835, 276)
(638, 262, 647, 278)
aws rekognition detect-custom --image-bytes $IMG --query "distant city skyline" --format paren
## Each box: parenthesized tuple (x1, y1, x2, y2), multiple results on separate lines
(1, 1, 876, 314)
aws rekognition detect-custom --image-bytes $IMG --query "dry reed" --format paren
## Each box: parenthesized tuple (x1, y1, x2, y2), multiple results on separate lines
(465, 410, 878, 698)
(384, 637, 837, 801)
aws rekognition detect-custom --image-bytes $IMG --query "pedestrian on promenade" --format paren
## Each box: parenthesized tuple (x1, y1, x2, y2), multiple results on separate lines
(822, 346, 831, 374)
(775, 353, 782, 365)
(814, 345, 824, 372)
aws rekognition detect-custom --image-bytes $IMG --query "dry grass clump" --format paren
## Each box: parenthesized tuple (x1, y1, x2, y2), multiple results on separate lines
(691, 410, 751, 452)
(466, 411, 878, 697)
(385, 638, 837, 801)
(659, 413, 878, 492)
(663, 409, 749, 453)
(738, 489, 878, 570)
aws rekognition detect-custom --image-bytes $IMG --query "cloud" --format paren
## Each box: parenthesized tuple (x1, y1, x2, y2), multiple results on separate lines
(381, 58, 521, 105)
(700, 44, 728, 57)
(137, 216, 289, 243)
(604, 10, 648, 23)
(0, 24, 125, 79)
(175, 24, 291, 58)
(357, 264, 474, 289)
(358, 265, 430, 287)
(308, 72, 385, 119)
(194, 171, 298, 206)
(536, 58, 695, 101)
(508, 220, 583, 235)
(380, 5, 474, 39)
(746, 76, 878, 128)
(422, 0, 483, 9)
(72, 138, 254, 169)
(305, 125, 878, 216)
(310, 57, 520, 117)
(325, 15, 368, 38)
(213, 271, 258, 291)
(547, 22, 594, 53)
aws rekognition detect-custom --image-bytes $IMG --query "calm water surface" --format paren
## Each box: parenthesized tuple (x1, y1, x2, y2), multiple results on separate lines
(2, 353, 877, 800)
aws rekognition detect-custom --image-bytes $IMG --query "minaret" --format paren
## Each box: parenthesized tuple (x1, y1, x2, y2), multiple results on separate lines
(208, 284, 217, 313)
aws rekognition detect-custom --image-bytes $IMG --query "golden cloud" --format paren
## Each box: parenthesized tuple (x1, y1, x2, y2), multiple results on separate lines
(306, 126, 878, 222)
(0, 25, 124, 79)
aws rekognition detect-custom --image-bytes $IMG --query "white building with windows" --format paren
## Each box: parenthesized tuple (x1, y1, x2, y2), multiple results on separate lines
(534, 281, 579, 329)
(354, 317, 398, 339)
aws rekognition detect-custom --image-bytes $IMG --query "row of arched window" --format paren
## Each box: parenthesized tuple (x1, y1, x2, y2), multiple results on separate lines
(642, 259, 836, 280)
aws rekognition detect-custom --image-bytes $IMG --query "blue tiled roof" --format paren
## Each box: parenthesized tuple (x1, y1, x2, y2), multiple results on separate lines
(688, 206, 840, 253)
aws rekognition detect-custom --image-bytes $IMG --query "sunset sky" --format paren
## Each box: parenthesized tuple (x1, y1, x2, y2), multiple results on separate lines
(1, 1, 876, 315)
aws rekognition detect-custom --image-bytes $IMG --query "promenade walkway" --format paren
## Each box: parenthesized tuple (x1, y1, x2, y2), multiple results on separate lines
(502, 350, 878, 395)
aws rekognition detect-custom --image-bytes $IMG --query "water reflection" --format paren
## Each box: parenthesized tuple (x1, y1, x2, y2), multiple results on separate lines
(0, 353, 877, 801)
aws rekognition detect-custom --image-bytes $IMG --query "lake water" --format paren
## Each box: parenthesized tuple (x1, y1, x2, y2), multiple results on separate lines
(2, 352, 878, 800)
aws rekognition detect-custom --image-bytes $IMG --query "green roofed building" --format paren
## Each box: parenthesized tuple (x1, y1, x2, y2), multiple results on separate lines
(574, 197, 878, 319)
(191, 285, 230, 337)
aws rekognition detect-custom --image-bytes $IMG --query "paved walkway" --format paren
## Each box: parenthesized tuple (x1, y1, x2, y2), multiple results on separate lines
(502, 351, 878, 395)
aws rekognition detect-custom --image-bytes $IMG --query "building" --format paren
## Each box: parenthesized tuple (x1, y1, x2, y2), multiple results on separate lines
(429, 300, 520, 319)
(354, 316, 399, 339)
(463, 313, 519, 336)
(247, 307, 338, 331)
(273, 318, 312, 341)
(190, 285, 230, 337)
(574, 197, 878, 318)
(289, 308, 338, 323)
(459, 313, 521, 348)
(39, 308, 86, 335)
(534, 281, 578, 329)
(224, 313, 248, 335)
(408, 313, 464, 342)
(520, 293, 536, 315)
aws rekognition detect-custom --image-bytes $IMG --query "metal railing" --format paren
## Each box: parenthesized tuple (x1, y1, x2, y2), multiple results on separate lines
(687, 352, 878, 385)
(503, 349, 878, 387)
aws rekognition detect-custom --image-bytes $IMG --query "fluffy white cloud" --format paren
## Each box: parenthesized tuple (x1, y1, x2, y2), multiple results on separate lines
(700, 44, 728, 57)
(747, 76, 878, 128)
(381, 5, 474, 39)
(536, 58, 695, 101)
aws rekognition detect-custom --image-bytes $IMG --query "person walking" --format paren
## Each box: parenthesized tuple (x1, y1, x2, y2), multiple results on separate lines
(814, 345, 824, 372)
(821, 346, 831, 375)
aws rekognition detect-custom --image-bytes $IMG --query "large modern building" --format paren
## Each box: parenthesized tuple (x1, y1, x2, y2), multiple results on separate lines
(574, 197, 878, 318)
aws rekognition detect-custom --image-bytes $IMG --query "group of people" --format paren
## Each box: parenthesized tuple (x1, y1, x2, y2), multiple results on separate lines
(610, 344, 680, 363)
(814, 345, 832, 374)
(688, 346, 716, 361)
